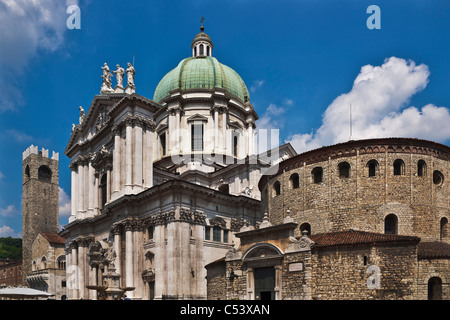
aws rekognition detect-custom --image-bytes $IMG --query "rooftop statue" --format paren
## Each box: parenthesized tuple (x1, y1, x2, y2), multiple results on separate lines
(112, 64, 125, 88)
(126, 62, 135, 87)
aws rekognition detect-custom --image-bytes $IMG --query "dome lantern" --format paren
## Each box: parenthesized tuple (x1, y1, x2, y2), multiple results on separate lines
(191, 17, 213, 58)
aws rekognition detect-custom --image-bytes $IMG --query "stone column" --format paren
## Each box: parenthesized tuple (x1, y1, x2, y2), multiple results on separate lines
(69, 163, 78, 222)
(125, 119, 133, 193)
(65, 247, 72, 296)
(274, 265, 282, 300)
(247, 268, 254, 300)
(111, 224, 122, 286)
(70, 242, 78, 300)
(153, 223, 164, 300)
(125, 221, 134, 297)
(166, 221, 176, 297)
(89, 265, 98, 300)
(133, 221, 143, 298)
(175, 108, 181, 152)
(112, 126, 121, 194)
(222, 107, 228, 153)
(214, 106, 219, 151)
(78, 240, 86, 299)
(144, 123, 153, 188)
(88, 159, 94, 217)
(106, 165, 112, 202)
(77, 159, 85, 218)
(247, 122, 254, 156)
(93, 173, 99, 214)
(134, 122, 143, 190)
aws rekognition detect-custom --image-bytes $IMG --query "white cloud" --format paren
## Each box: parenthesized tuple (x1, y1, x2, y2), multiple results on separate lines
(257, 103, 285, 131)
(59, 187, 71, 217)
(0, 171, 4, 180)
(0, 204, 18, 217)
(286, 57, 450, 153)
(3, 129, 33, 142)
(0, 225, 16, 237)
(0, 0, 72, 111)
(250, 79, 264, 93)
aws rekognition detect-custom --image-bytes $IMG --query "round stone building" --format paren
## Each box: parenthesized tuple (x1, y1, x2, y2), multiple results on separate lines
(259, 137, 450, 242)
(207, 137, 450, 300)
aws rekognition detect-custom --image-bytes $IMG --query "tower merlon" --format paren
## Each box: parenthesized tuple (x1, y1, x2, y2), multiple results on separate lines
(22, 145, 59, 161)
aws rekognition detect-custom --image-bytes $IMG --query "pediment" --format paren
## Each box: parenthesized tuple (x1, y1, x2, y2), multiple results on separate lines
(187, 113, 208, 122)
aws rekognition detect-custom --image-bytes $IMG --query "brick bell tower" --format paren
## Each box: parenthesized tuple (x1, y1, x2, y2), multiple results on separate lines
(22, 145, 60, 284)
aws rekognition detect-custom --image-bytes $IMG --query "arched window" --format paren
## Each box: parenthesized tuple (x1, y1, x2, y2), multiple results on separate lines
(194, 46, 197, 57)
(440, 217, 449, 240)
(384, 214, 398, 234)
(338, 162, 350, 179)
(99, 174, 107, 209)
(57, 256, 66, 270)
(289, 173, 300, 189)
(41, 256, 47, 270)
(433, 170, 444, 186)
(273, 181, 281, 197)
(393, 159, 405, 176)
(367, 159, 379, 177)
(311, 167, 323, 184)
(206, 46, 210, 56)
(25, 165, 30, 180)
(38, 165, 52, 182)
(417, 160, 427, 177)
(428, 277, 442, 300)
(199, 44, 204, 56)
(300, 223, 311, 235)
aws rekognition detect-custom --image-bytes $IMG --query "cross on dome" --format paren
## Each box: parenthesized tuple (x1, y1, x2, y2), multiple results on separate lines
(192, 17, 213, 57)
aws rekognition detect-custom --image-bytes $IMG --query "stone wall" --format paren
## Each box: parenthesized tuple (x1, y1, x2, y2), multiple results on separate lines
(417, 258, 450, 299)
(310, 243, 418, 300)
(262, 139, 450, 242)
(205, 260, 227, 300)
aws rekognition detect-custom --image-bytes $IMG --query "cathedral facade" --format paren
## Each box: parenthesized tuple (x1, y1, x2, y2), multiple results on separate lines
(57, 25, 450, 301)
(60, 25, 292, 300)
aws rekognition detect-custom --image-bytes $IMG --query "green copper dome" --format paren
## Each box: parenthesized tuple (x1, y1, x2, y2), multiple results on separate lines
(153, 56, 250, 104)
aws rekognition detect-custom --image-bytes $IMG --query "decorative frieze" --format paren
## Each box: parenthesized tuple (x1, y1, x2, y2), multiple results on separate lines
(180, 208, 206, 224)
(231, 217, 250, 232)
(91, 145, 112, 170)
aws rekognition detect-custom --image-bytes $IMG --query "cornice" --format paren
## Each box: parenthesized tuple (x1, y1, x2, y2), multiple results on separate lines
(258, 137, 450, 191)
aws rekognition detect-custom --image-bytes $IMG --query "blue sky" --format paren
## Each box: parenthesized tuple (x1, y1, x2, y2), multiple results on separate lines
(1, 0, 450, 237)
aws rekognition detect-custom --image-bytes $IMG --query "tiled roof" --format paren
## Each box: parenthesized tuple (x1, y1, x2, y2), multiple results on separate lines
(418, 241, 450, 259)
(309, 230, 420, 248)
(40, 233, 66, 245)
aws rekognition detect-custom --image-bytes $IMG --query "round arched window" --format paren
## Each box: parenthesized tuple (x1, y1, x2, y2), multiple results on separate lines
(433, 170, 444, 186)
(38, 165, 52, 182)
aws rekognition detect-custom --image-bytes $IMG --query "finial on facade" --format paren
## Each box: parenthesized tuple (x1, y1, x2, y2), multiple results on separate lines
(200, 17, 205, 32)
(259, 212, 272, 229)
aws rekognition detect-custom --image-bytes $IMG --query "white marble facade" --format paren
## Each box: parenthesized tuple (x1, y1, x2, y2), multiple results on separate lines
(61, 29, 296, 300)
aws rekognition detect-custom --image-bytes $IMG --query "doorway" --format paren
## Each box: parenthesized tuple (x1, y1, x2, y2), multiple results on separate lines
(254, 267, 275, 300)
(428, 277, 442, 300)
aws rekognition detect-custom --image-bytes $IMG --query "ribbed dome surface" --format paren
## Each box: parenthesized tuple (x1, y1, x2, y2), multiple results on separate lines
(153, 56, 250, 103)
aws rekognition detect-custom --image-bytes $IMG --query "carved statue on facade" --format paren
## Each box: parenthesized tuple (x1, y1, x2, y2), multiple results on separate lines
(79, 106, 85, 124)
(126, 62, 135, 87)
(112, 64, 125, 88)
(101, 63, 114, 93)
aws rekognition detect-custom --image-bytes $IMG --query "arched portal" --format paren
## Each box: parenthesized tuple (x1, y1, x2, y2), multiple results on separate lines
(243, 244, 283, 300)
